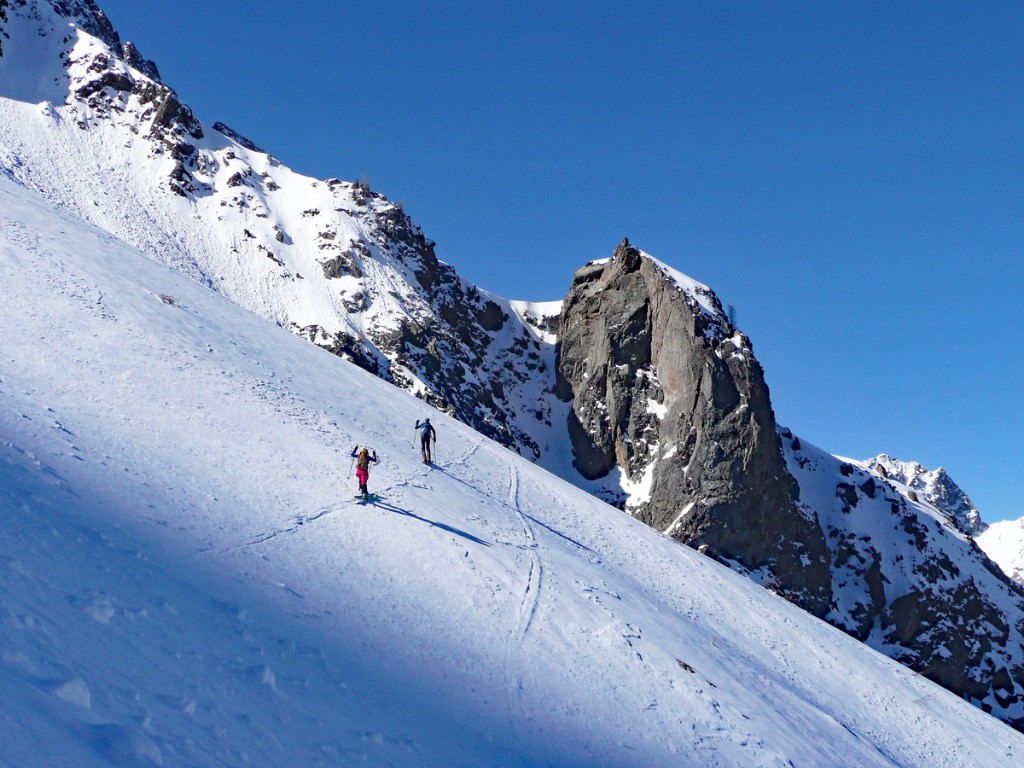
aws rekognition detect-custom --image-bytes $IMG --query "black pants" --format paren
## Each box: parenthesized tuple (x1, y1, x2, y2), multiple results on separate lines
(420, 435, 432, 461)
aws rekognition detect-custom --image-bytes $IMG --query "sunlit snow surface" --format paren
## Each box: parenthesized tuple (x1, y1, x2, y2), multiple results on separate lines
(980, 520, 1024, 586)
(3, 179, 1023, 765)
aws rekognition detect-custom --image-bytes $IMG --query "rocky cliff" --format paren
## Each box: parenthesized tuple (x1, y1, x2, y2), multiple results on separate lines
(866, 453, 987, 536)
(556, 240, 832, 616)
(554, 240, 1024, 727)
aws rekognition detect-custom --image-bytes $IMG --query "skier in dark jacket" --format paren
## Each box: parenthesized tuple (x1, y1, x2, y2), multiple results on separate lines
(351, 446, 378, 499)
(415, 418, 437, 464)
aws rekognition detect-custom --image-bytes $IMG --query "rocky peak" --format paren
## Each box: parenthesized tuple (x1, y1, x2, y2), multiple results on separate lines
(867, 453, 986, 536)
(613, 236, 642, 271)
(121, 40, 160, 82)
(47, 0, 155, 82)
(556, 241, 832, 615)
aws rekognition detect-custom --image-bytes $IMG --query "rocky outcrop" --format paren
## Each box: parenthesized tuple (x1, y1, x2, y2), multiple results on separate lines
(213, 122, 264, 154)
(52, 0, 120, 50)
(121, 41, 159, 82)
(557, 240, 832, 615)
(554, 240, 1024, 726)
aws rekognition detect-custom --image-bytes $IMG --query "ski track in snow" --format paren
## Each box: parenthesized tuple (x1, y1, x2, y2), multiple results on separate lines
(499, 452, 542, 740)
(506, 456, 542, 644)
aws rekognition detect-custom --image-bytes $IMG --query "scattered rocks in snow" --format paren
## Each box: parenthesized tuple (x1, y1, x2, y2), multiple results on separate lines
(81, 593, 116, 623)
(249, 664, 277, 691)
(48, 677, 92, 710)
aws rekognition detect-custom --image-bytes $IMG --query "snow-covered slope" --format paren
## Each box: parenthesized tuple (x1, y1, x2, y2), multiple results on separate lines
(5, 172, 1024, 764)
(0, 0, 559, 456)
(6, 0, 1024, 741)
(980, 520, 1024, 586)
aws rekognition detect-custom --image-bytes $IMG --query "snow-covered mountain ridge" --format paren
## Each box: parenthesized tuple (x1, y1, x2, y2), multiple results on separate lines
(866, 453, 987, 536)
(0, 0, 559, 458)
(5, 0, 1024, 733)
(5, 164, 1024, 766)
(857, 453, 1024, 589)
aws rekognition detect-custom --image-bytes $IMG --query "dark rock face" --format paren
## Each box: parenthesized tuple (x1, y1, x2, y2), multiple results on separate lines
(557, 240, 832, 615)
(121, 41, 159, 82)
(52, 0, 120, 50)
(213, 122, 264, 154)
(0, 1, 8, 57)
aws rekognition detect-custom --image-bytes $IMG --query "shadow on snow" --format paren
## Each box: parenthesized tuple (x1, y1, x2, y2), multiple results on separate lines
(371, 498, 492, 548)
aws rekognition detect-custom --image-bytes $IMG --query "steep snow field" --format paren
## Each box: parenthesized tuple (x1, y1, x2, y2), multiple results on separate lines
(0, 0, 570, 457)
(2, 177, 1023, 766)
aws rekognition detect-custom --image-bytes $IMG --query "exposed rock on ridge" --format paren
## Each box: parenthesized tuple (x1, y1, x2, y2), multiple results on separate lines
(866, 453, 986, 536)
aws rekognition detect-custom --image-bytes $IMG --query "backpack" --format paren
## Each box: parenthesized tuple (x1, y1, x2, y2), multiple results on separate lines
(357, 449, 371, 471)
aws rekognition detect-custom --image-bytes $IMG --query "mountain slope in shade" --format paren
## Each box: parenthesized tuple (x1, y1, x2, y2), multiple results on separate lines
(4, 172, 1024, 765)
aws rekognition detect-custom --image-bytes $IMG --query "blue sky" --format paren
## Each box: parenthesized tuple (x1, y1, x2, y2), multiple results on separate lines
(98, 0, 1023, 521)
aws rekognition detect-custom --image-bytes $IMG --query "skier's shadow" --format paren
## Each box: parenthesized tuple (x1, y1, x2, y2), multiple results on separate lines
(373, 499, 491, 547)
